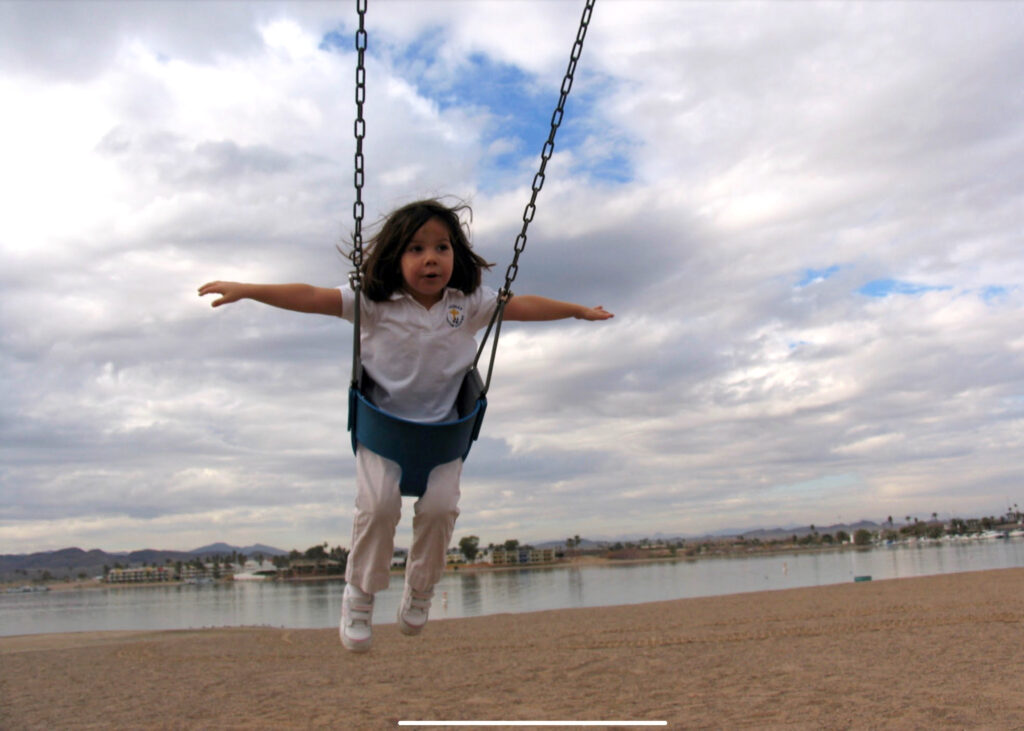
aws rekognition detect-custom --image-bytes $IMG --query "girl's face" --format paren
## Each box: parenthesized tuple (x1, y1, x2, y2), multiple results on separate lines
(400, 217, 455, 308)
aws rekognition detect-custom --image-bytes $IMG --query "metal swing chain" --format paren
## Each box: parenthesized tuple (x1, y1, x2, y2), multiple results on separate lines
(349, 0, 368, 388)
(474, 0, 596, 391)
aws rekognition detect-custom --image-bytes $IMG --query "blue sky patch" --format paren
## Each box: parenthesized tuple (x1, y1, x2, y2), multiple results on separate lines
(797, 265, 841, 287)
(419, 52, 631, 187)
(389, 39, 554, 150)
(981, 285, 1010, 302)
(858, 278, 951, 298)
(320, 28, 631, 188)
(318, 30, 348, 53)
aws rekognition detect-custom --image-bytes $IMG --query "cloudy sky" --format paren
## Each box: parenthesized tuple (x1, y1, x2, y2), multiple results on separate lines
(2, 1, 1022, 554)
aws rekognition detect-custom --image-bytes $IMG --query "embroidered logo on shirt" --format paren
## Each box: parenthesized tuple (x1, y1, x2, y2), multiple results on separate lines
(446, 304, 465, 328)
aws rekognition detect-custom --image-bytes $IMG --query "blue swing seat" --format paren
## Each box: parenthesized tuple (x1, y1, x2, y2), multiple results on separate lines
(348, 368, 487, 498)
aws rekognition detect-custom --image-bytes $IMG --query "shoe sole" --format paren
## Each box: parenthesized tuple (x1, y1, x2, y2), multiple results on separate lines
(340, 629, 372, 653)
(397, 609, 425, 636)
(340, 619, 372, 652)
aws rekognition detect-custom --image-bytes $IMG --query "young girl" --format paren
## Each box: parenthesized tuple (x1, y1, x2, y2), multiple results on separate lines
(199, 199, 612, 652)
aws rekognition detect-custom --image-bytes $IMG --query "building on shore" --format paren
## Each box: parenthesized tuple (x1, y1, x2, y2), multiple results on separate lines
(282, 559, 342, 578)
(106, 566, 175, 583)
(179, 563, 234, 582)
(488, 547, 557, 566)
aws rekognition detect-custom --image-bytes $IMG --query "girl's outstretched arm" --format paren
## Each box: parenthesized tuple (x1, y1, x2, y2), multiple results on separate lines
(198, 281, 343, 317)
(503, 295, 613, 322)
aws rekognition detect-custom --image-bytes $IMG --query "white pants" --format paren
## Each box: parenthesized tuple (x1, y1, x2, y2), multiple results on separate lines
(345, 445, 462, 595)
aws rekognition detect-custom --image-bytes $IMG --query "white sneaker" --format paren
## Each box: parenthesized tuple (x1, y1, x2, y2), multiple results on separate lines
(340, 583, 374, 653)
(398, 585, 433, 636)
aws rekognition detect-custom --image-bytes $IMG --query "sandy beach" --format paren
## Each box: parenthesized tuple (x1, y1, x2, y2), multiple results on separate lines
(2, 567, 1022, 729)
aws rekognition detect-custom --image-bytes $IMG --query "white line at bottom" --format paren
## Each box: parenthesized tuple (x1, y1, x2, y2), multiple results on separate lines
(398, 723, 667, 727)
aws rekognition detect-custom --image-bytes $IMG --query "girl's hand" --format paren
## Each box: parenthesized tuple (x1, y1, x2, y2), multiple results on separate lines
(198, 281, 247, 307)
(197, 281, 343, 316)
(575, 305, 614, 321)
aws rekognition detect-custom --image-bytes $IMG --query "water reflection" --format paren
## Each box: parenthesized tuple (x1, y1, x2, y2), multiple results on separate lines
(455, 572, 482, 617)
(567, 567, 583, 606)
(2, 538, 1022, 637)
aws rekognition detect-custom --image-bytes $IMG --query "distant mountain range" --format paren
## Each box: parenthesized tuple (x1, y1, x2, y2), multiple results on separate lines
(189, 543, 287, 557)
(3, 522, 887, 582)
(0, 543, 288, 582)
(709, 520, 883, 542)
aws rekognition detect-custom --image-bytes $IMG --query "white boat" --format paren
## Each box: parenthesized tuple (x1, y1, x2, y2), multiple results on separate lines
(232, 572, 271, 581)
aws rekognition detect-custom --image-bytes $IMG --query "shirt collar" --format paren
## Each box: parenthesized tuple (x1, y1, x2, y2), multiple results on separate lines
(389, 288, 456, 304)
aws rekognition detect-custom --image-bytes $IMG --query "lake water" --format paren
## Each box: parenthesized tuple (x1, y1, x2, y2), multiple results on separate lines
(2, 537, 1022, 637)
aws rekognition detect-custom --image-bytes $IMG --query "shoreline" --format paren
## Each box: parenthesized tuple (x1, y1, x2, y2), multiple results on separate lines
(7, 534, 1021, 597)
(3, 567, 1022, 728)
(0, 540, 947, 593)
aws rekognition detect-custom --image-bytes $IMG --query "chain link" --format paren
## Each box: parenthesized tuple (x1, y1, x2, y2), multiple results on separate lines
(351, 0, 368, 281)
(350, 0, 368, 386)
(499, 0, 595, 299)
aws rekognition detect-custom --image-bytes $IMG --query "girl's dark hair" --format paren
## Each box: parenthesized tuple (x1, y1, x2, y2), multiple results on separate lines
(354, 199, 494, 302)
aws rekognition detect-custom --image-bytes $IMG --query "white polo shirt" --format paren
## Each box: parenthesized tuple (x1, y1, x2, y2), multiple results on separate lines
(340, 285, 498, 422)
